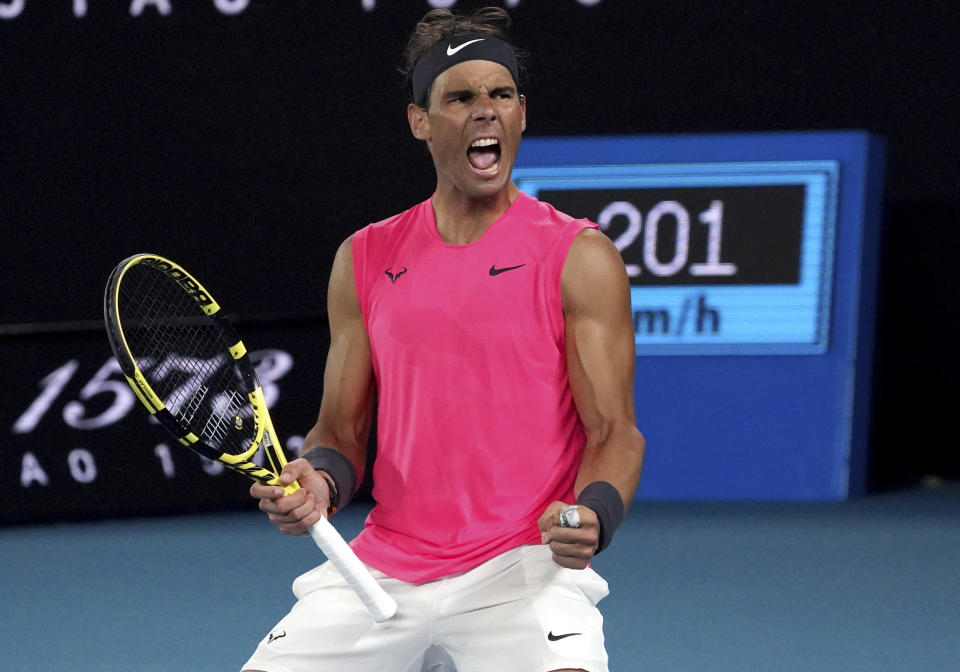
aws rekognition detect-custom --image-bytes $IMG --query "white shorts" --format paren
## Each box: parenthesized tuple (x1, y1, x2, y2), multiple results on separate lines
(241, 544, 610, 672)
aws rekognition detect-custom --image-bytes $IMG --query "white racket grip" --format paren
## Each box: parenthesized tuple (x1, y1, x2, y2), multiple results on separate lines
(307, 515, 398, 622)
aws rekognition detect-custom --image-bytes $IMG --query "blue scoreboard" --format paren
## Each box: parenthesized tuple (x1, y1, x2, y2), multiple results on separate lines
(516, 131, 885, 499)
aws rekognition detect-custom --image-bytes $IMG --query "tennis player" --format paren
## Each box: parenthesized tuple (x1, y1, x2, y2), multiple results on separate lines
(244, 7, 644, 672)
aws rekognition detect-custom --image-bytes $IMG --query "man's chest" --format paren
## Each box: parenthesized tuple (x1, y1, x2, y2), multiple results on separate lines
(364, 244, 557, 356)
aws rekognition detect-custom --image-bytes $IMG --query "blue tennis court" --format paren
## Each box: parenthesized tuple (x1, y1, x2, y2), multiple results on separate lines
(3, 484, 956, 671)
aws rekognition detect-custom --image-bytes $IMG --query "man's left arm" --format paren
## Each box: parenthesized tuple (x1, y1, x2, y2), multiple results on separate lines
(539, 228, 646, 569)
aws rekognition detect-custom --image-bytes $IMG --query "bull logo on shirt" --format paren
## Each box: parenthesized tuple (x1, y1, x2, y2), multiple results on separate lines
(385, 267, 408, 284)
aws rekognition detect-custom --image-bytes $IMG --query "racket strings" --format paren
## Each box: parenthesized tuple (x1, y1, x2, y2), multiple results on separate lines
(118, 266, 256, 456)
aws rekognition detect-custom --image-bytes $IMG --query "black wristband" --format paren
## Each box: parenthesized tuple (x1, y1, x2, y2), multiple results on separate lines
(576, 481, 625, 554)
(303, 447, 358, 511)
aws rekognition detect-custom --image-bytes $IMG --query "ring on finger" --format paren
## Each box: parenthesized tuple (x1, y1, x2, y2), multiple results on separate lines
(558, 505, 581, 528)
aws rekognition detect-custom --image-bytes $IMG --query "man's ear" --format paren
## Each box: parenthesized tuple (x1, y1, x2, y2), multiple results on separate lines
(519, 94, 527, 132)
(408, 103, 430, 141)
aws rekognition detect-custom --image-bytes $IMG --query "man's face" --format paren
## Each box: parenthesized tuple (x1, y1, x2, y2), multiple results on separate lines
(409, 59, 526, 200)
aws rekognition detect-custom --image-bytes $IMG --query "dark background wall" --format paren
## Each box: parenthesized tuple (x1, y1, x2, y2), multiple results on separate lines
(2, 1, 957, 492)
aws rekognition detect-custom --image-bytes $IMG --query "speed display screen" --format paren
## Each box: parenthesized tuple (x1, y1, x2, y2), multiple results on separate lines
(513, 161, 839, 355)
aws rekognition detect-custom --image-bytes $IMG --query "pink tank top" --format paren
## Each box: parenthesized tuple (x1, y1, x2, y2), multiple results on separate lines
(349, 191, 597, 583)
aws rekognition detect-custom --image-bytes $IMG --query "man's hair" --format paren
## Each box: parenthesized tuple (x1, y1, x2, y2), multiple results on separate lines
(400, 6, 528, 107)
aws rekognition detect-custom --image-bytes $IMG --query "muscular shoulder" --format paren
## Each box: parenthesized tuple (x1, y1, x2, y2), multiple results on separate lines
(329, 235, 358, 304)
(561, 229, 630, 314)
(331, 233, 356, 272)
(563, 228, 625, 285)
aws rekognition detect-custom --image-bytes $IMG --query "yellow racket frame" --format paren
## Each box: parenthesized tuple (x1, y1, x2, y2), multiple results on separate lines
(105, 253, 298, 495)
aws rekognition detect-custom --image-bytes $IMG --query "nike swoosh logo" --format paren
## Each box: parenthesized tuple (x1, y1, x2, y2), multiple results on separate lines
(489, 263, 526, 276)
(547, 631, 582, 641)
(447, 38, 485, 56)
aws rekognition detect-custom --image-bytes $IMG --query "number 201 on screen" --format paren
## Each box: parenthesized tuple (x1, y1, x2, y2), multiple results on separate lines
(599, 199, 736, 279)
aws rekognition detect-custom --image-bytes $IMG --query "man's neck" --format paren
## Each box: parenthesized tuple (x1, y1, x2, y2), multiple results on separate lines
(431, 183, 519, 245)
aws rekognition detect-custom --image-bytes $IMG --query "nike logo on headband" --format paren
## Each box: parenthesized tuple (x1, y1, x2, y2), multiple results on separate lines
(447, 38, 485, 56)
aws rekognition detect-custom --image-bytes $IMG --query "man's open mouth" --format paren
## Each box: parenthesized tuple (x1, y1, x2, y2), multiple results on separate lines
(467, 137, 501, 173)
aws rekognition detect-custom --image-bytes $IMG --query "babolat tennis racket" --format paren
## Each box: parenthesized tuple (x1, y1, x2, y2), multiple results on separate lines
(104, 253, 397, 622)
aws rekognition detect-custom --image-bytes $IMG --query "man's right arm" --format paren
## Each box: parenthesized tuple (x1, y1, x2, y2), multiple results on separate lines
(249, 235, 375, 535)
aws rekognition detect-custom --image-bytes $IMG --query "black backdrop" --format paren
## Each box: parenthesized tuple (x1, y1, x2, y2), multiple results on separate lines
(2, 0, 958, 512)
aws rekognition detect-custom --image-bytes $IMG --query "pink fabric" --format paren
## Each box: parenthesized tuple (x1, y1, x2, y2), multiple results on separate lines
(349, 192, 597, 583)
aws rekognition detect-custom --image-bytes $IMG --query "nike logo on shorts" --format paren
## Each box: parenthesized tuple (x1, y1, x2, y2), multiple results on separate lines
(547, 631, 582, 641)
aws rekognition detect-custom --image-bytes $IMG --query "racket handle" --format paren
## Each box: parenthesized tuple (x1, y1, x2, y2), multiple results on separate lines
(307, 516, 398, 622)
